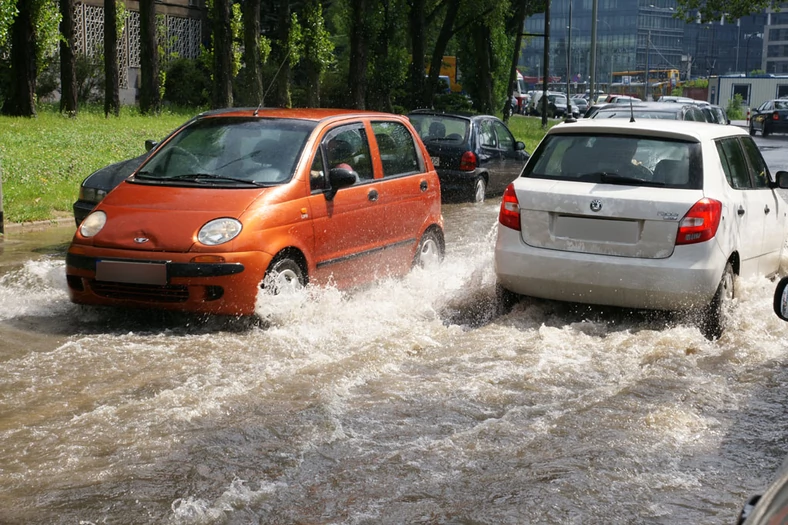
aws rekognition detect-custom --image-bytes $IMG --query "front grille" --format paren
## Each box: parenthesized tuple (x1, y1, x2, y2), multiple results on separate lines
(89, 281, 190, 303)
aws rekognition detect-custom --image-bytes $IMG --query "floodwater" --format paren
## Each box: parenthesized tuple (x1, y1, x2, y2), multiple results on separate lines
(1, 201, 788, 525)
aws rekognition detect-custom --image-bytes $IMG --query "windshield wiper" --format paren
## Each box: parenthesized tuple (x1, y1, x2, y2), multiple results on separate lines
(573, 171, 664, 187)
(167, 173, 269, 187)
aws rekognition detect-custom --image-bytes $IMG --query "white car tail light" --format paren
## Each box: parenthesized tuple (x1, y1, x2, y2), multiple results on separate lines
(676, 198, 722, 245)
(498, 184, 521, 231)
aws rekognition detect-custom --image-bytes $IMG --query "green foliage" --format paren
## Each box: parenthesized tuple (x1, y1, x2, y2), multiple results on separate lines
(727, 93, 744, 120)
(684, 78, 709, 88)
(164, 58, 210, 107)
(32, 0, 61, 70)
(299, 0, 334, 75)
(676, 0, 780, 23)
(0, 104, 194, 223)
(671, 86, 684, 96)
(76, 53, 104, 104)
(0, 0, 17, 50)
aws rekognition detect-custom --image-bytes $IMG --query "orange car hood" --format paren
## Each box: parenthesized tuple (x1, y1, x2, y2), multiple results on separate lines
(85, 182, 268, 252)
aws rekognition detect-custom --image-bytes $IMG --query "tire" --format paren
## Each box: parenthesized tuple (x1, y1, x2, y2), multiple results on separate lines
(471, 176, 486, 203)
(414, 228, 444, 269)
(762, 123, 771, 137)
(699, 262, 734, 340)
(495, 282, 520, 314)
(263, 256, 306, 294)
(749, 122, 756, 136)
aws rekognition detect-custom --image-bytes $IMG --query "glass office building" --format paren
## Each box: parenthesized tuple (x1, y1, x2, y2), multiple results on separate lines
(522, 0, 766, 88)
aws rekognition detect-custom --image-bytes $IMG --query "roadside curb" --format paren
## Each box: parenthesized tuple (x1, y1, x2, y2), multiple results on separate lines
(1, 217, 75, 235)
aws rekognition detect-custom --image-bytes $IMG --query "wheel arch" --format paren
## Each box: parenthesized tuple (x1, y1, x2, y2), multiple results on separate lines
(267, 247, 310, 286)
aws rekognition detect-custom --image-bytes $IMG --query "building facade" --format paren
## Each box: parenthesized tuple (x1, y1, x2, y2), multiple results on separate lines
(522, 0, 767, 91)
(75, 0, 204, 103)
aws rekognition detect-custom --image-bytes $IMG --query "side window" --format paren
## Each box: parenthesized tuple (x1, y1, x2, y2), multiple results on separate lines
(371, 121, 422, 177)
(310, 151, 327, 192)
(323, 125, 374, 181)
(479, 120, 497, 148)
(492, 120, 515, 151)
(716, 138, 752, 189)
(740, 137, 772, 188)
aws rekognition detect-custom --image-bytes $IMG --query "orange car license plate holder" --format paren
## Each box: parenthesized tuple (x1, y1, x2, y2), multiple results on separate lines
(96, 260, 168, 285)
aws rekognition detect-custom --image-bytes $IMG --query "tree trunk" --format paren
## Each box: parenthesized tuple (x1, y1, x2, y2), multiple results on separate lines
(272, 0, 291, 108)
(1, 0, 37, 117)
(241, 0, 263, 106)
(139, 0, 161, 114)
(348, 0, 368, 109)
(503, 0, 528, 123)
(59, 0, 78, 115)
(472, 22, 494, 114)
(104, 0, 120, 117)
(304, 57, 321, 108)
(407, 0, 426, 109)
(212, 0, 233, 108)
(424, 0, 460, 107)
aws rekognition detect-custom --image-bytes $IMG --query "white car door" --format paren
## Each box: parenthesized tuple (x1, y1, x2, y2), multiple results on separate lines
(715, 137, 762, 278)
(740, 137, 787, 275)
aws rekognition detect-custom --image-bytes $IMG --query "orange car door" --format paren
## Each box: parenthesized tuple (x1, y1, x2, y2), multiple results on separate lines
(370, 119, 437, 273)
(307, 122, 385, 288)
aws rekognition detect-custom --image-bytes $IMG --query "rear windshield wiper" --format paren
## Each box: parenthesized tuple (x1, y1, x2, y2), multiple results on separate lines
(600, 172, 664, 187)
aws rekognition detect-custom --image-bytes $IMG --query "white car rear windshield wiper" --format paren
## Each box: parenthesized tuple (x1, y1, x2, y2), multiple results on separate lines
(599, 172, 664, 187)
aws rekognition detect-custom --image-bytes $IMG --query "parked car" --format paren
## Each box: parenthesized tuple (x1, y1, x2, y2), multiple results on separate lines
(547, 94, 581, 119)
(571, 96, 588, 114)
(749, 99, 788, 136)
(73, 151, 151, 226)
(606, 95, 642, 104)
(589, 102, 707, 121)
(701, 104, 730, 125)
(494, 119, 788, 340)
(66, 108, 445, 315)
(657, 95, 697, 104)
(408, 110, 529, 203)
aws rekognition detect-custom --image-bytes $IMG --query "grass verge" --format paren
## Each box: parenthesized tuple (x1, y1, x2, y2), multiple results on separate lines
(0, 104, 197, 224)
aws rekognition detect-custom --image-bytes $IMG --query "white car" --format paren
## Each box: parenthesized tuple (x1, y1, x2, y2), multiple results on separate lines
(494, 119, 788, 339)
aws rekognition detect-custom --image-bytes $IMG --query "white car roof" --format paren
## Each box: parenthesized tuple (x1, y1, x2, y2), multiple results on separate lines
(547, 119, 747, 143)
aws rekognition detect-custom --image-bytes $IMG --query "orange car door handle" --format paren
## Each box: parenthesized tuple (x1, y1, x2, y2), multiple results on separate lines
(765, 205, 771, 214)
(738, 206, 745, 216)
(420, 180, 428, 192)
(368, 189, 378, 201)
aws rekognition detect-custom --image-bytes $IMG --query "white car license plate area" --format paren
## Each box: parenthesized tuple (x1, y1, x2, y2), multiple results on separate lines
(95, 260, 167, 285)
(431, 156, 440, 167)
(554, 216, 640, 244)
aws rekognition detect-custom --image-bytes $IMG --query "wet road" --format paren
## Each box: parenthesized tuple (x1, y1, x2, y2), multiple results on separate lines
(1, 134, 788, 524)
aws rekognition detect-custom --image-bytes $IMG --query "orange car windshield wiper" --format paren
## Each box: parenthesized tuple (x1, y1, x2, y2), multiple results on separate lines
(166, 173, 270, 187)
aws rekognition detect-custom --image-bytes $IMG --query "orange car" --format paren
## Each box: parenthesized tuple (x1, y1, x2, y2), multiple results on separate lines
(66, 108, 444, 315)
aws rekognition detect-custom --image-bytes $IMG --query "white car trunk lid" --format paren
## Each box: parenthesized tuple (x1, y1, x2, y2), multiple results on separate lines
(516, 179, 704, 259)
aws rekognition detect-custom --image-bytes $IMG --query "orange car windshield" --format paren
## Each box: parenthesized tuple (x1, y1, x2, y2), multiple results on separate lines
(137, 117, 316, 186)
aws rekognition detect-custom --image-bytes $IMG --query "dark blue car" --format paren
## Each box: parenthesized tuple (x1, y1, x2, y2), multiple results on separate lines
(408, 110, 530, 203)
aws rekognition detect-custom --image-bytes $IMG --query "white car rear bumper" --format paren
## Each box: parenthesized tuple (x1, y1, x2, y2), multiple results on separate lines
(494, 225, 728, 311)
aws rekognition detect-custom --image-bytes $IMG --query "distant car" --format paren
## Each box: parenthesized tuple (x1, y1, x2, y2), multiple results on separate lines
(657, 95, 697, 104)
(545, 94, 580, 119)
(571, 96, 588, 114)
(408, 110, 529, 203)
(73, 151, 151, 226)
(749, 99, 788, 136)
(494, 120, 788, 340)
(589, 102, 707, 121)
(701, 104, 730, 125)
(66, 108, 445, 315)
(606, 95, 642, 104)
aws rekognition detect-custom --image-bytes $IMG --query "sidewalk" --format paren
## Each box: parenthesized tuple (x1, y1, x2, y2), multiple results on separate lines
(731, 120, 748, 129)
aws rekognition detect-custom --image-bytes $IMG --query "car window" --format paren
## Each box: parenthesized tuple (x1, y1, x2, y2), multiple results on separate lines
(523, 133, 702, 189)
(595, 110, 678, 120)
(776, 100, 788, 110)
(715, 138, 752, 189)
(479, 120, 497, 148)
(323, 124, 374, 181)
(139, 117, 315, 185)
(408, 114, 468, 145)
(310, 147, 327, 192)
(740, 137, 772, 188)
(371, 121, 422, 177)
(492, 120, 515, 151)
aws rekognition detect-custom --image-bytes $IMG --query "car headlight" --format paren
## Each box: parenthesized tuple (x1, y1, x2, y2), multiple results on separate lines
(78, 186, 109, 204)
(79, 211, 107, 237)
(198, 218, 242, 246)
